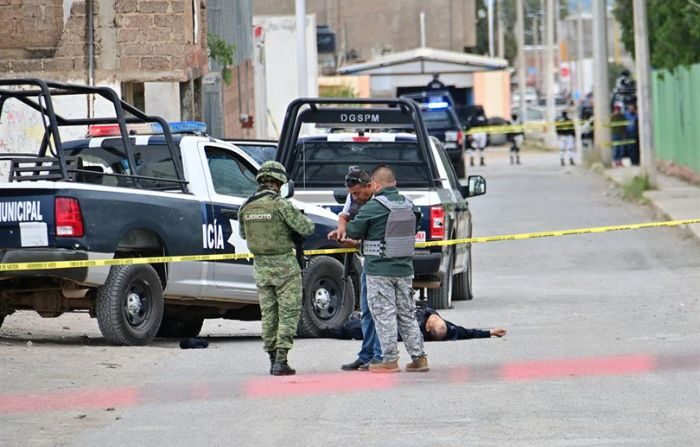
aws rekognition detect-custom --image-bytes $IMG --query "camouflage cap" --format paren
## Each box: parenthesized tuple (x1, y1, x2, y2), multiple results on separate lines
(256, 160, 288, 184)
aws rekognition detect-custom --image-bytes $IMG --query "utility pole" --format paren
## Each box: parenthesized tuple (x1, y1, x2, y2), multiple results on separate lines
(497, 0, 505, 59)
(420, 11, 427, 47)
(488, 0, 495, 57)
(295, 0, 307, 97)
(533, 14, 541, 93)
(545, 0, 556, 147)
(592, 0, 610, 165)
(633, 0, 656, 185)
(574, 0, 585, 160)
(516, 0, 527, 124)
(576, 1, 584, 97)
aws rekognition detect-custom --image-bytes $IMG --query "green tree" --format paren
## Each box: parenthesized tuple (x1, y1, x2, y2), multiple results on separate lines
(207, 33, 236, 85)
(613, 0, 700, 71)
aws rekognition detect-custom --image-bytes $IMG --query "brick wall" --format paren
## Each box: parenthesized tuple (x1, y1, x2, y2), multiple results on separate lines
(0, 0, 64, 58)
(222, 60, 256, 139)
(0, 0, 208, 83)
(114, 0, 208, 81)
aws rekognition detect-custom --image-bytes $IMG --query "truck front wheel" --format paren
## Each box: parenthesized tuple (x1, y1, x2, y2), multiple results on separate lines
(297, 256, 355, 338)
(96, 264, 164, 346)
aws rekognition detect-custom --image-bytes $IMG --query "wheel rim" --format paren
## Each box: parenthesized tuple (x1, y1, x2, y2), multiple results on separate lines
(122, 279, 153, 328)
(310, 277, 342, 321)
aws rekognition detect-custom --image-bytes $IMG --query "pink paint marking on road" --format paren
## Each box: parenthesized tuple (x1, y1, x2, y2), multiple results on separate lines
(0, 387, 139, 414)
(448, 366, 471, 383)
(501, 353, 656, 381)
(245, 372, 397, 399)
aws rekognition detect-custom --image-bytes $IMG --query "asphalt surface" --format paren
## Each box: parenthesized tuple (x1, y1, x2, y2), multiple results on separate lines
(2, 148, 699, 446)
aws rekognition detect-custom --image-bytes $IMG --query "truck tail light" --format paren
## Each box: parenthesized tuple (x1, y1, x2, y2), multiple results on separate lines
(457, 129, 464, 146)
(55, 197, 84, 237)
(429, 206, 445, 240)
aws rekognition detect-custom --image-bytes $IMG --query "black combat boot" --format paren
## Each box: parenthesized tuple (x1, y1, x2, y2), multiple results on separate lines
(470, 157, 475, 167)
(569, 158, 575, 166)
(510, 155, 514, 165)
(267, 351, 276, 375)
(480, 157, 486, 167)
(560, 158, 565, 167)
(516, 155, 521, 165)
(272, 349, 296, 376)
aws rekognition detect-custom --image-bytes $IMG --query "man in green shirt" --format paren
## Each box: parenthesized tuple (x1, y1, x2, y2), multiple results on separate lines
(345, 165, 428, 373)
(239, 161, 315, 376)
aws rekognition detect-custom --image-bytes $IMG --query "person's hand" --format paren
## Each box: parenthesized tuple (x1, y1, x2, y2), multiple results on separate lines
(490, 328, 506, 337)
(327, 229, 340, 240)
(340, 237, 359, 248)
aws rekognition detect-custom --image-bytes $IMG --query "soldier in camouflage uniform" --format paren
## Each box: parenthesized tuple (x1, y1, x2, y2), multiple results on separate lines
(239, 161, 314, 376)
(346, 165, 429, 373)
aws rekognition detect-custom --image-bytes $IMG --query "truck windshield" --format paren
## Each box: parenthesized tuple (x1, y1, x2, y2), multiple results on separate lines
(421, 110, 456, 130)
(64, 142, 179, 190)
(291, 141, 430, 188)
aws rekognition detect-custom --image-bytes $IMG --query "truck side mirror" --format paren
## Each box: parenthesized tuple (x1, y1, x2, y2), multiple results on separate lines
(281, 180, 295, 199)
(332, 188, 347, 204)
(465, 175, 486, 197)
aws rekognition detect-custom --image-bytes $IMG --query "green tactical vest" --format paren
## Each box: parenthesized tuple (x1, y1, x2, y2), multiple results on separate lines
(241, 195, 294, 255)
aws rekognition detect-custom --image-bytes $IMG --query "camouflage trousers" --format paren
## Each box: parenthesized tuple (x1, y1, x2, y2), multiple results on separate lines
(366, 275, 426, 363)
(254, 253, 303, 352)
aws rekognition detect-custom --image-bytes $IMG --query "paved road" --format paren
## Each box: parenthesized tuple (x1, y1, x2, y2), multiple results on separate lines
(2, 148, 699, 446)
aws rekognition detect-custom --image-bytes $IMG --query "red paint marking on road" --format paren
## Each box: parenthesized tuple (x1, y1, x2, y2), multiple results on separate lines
(448, 366, 471, 383)
(501, 353, 656, 381)
(0, 387, 139, 414)
(245, 372, 396, 399)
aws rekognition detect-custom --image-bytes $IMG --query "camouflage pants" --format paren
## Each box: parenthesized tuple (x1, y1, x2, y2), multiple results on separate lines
(366, 275, 426, 363)
(255, 254, 303, 352)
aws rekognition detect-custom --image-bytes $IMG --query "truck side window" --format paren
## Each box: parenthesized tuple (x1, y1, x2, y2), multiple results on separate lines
(205, 146, 258, 197)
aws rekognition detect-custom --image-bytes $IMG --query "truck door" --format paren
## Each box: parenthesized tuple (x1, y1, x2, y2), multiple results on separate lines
(200, 143, 259, 301)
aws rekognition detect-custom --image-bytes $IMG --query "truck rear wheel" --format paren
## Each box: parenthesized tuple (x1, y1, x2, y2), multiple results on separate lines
(96, 264, 164, 346)
(453, 246, 473, 301)
(427, 251, 453, 309)
(297, 256, 355, 338)
(157, 313, 204, 338)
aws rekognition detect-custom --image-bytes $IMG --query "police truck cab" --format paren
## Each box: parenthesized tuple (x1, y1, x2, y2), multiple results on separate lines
(275, 98, 486, 309)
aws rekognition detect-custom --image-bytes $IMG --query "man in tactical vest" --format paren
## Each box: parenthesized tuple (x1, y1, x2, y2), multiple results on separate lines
(345, 165, 428, 373)
(239, 160, 314, 376)
(328, 167, 383, 371)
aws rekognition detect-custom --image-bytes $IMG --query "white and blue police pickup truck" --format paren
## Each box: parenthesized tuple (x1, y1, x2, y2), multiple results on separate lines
(0, 80, 354, 345)
(275, 98, 486, 310)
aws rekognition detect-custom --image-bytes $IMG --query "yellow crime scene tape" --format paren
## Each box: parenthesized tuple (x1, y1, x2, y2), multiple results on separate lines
(2, 218, 699, 273)
(465, 119, 629, 135)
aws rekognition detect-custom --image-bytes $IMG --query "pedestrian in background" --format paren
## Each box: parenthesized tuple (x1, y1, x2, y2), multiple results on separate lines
(625, 103, 640, 166)
(468, 106, 488, 167)
(611, 103, 627, 167)
(239, 160, 314, 376)
(556, 110, 575, 166)
(327, 167, 383, 371)
(346, 165, 428, 373)
(507, 112, 523, 165)
(426, 73, 446, 90)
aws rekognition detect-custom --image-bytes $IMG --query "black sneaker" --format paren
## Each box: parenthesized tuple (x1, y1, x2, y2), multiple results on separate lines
(341, 359, 364, 371)
(272, 361, 296, 376)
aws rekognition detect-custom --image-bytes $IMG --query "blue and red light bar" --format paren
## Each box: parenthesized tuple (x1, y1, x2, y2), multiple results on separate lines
(88, 121, 207, 137)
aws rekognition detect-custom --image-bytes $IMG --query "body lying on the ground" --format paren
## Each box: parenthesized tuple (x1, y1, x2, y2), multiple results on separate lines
(320, 305, 506, 342)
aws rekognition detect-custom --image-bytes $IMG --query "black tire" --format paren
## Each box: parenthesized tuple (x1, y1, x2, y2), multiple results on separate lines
(157, 312, 204, 338)
(427, 250, 454, 309)
(454, 157, 466, 179)
(297, 255, 355, 338)
(453, 246, 473, 301)
(95, 264, 164, 346)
